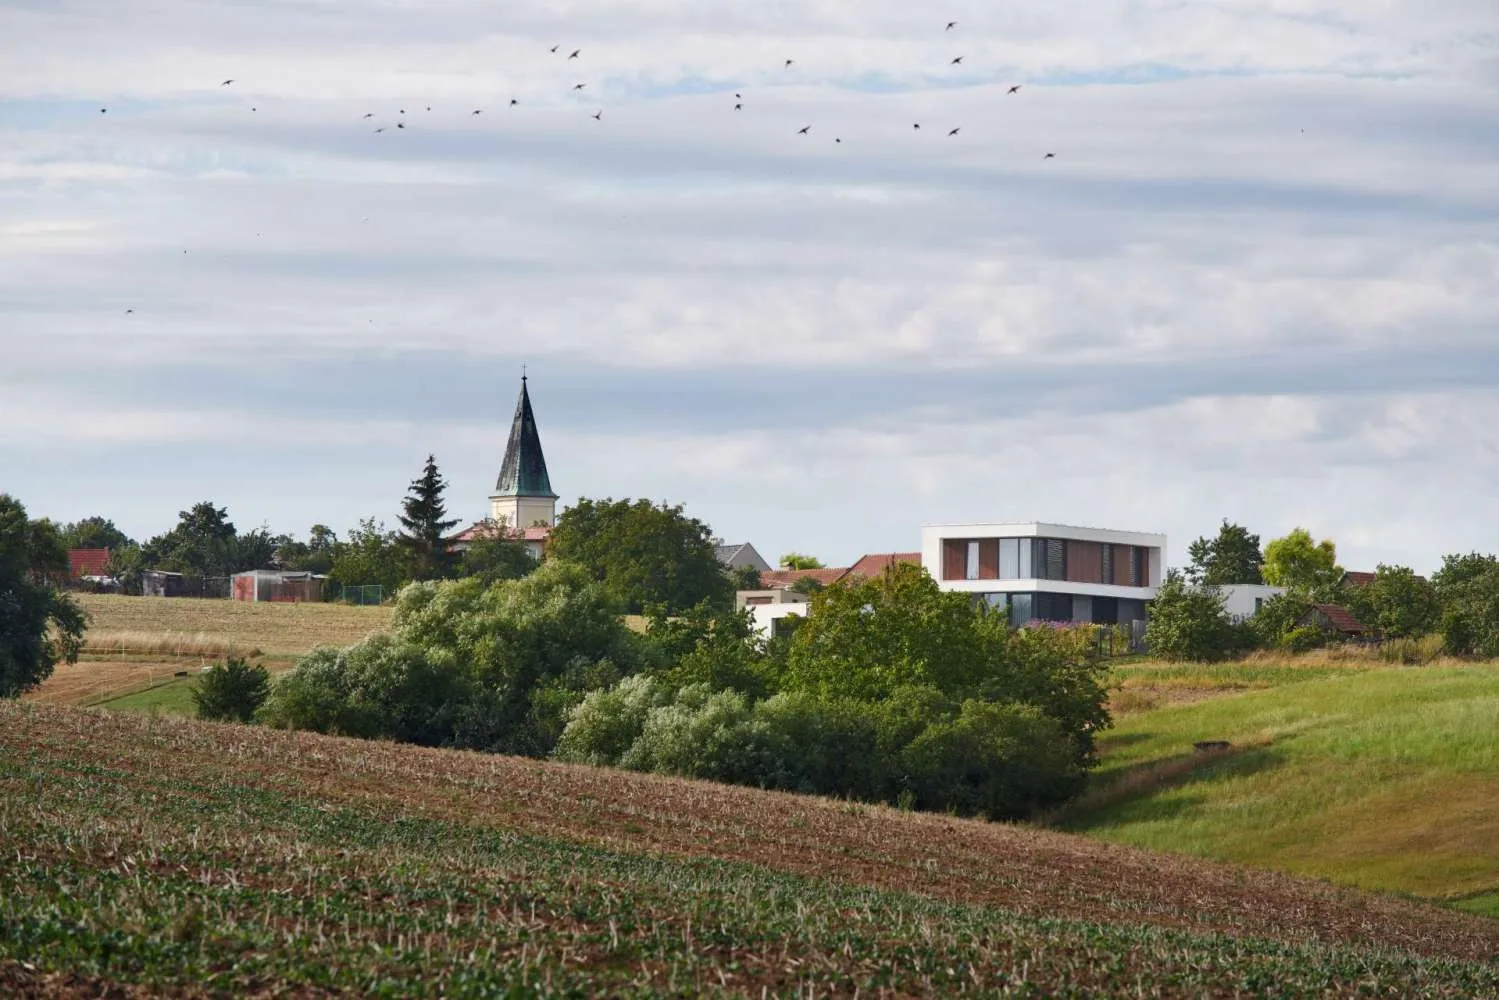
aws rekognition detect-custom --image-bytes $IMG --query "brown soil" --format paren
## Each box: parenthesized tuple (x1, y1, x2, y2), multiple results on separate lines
(4, 703, 1497, 966)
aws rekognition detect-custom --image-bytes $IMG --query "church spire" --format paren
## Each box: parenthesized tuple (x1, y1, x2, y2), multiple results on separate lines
(495, 376, 556, 499)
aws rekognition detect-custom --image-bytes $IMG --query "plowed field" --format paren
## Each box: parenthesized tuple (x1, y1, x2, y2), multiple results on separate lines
(2, 702, 1495, 997)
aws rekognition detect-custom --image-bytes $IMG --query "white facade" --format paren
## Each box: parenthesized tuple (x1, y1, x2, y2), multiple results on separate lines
(1217, 584, 1287, 622)
(489, 495, 556, 531)
(747, 601, 808, 638)
(735, 588, 811, 613)
(921, 522, 1167, 626)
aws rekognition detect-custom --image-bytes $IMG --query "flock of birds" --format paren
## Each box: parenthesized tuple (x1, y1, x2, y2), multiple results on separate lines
(101, 19, 1055, 316)
(99, 19, 1053, 153)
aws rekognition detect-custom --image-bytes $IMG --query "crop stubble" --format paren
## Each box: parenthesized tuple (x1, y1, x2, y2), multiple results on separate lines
(1, 702, 1496, 998)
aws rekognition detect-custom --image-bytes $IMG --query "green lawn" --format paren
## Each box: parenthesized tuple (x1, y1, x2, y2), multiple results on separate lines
(92, 676, 199, 715)
(1067, 663, 1499, 903)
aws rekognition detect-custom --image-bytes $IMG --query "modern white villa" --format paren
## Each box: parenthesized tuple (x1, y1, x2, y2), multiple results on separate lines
(747, 521, 1168, 636)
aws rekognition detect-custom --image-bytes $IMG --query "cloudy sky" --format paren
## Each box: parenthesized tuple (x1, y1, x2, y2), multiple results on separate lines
(3, 0, 1497, 572)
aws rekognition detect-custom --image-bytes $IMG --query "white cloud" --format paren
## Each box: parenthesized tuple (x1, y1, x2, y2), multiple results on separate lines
(1, 0, 1496, 571)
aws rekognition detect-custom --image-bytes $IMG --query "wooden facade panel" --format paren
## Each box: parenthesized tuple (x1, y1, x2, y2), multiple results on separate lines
(942, 539, 966, 581)
(978, 539, 999, 580)
(1066, 540, 1103, 584)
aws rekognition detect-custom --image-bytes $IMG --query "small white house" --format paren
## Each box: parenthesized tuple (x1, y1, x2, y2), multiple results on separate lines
(1216, 584, 1287, 622)
(747, 601, 808, 639)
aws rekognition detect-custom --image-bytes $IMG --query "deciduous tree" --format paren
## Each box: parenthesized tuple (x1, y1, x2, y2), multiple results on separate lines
(547, 498, 732, 614)
(1344, 564, 1438, 639)
(0, 495, 87, 698)
(1144, 571, 1248, 662)
(1262, 528, 1342, 597)
(1186, 520, 1263, 585)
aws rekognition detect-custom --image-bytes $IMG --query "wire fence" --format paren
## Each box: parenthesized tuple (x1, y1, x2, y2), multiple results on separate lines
(338, 584, 385, 606)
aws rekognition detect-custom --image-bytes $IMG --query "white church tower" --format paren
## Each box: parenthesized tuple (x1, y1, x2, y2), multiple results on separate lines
(489, 375, 558, 530)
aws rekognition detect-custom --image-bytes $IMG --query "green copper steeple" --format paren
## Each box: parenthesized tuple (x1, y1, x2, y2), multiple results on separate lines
(494, 376, 557, 499)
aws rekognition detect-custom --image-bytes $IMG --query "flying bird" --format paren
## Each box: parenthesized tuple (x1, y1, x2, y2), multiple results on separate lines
(735, 92, 742, 98)
(510, 98, 518, 106)
(550, 45, 559, 53)
(835, 137, 842, 143)
(948, 127, 960, 136)
(125, 309, 133, 314)
(593, 110, 602, 120)
(785, 59, 794, 68)
(912, 123, 920, 130)
(798, 125, 810, 134)
(374, 127, 385, 132)
(362, 113, 373, 118)
(569, 49, 581, 59)
(426, 106, 431, 111)
(573, 83, 586, 90)
(396, 122, 405, 129)
(946, 21, 957, 30)
(399, 109, 405, 114)
(734, 103, 742, 110)
(1044, 152, 1055, 158)
(1008, 85, 1022, 94)
(471, 109, 482, 115)
(951, 56, 963, 65)
(100, 108, 106, 113)
(221, 79, 233, 86)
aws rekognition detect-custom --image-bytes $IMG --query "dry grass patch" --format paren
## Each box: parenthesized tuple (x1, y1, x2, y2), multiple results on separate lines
(83, 630, 259, 660)
(75, 594, 393, 657)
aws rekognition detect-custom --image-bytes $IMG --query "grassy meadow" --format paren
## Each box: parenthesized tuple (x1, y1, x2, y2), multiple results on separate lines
(1063, 659, 1499, 910)
(3, 701, 1497, 997)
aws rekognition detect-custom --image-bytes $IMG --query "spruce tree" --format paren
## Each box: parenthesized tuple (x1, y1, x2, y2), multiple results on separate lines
(398, 455, 460, 581)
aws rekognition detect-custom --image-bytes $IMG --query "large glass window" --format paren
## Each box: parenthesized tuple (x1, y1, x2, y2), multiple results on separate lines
(1017, 538, 1032, 578)
(1008, 592, 1034, 626)
(965, 540, 980, 581)
(1100, 544, 1113, 585)
(999, 538, 1019, 579)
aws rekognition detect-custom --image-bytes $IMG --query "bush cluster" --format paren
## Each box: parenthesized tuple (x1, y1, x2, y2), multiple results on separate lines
(555, 678, 1085, 820)
(255, 559, 1110, 821)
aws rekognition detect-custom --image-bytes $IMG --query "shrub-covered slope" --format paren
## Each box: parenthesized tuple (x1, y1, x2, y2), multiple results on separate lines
(2, 702, 1496, 997)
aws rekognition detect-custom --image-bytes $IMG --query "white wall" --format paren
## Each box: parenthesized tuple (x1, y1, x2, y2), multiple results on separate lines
(747, 602, 809, 637)
(1217, 584, 1287, 621)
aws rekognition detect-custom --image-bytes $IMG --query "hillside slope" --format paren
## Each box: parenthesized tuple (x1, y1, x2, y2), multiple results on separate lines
(1066, 663, 1499, 914)
(2, 703, 1496, 997)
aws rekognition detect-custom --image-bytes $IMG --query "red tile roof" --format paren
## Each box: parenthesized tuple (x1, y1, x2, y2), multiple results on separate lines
(68, 548, 111, 578)
(1341, 570, 1426, 588)
(1306, 603, 1370, 635)
(450, 522, 551, 544)
(840, 552, 921, 581)
(760, 567, 847, 590)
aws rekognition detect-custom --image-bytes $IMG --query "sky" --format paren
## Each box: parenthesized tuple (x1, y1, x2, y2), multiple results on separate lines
(2, 0, 1497, 573)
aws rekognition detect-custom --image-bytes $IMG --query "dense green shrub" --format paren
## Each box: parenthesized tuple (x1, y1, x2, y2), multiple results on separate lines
(900, 701, 1085, 819)
(1144, 573, 1250, 662)
(1433, 554, 1499, 658)
(262, 561, 637, 753)
(555, 680, 1085, 820)
(1252, 593, 1314, 649)
(191, 656, 271, 723)
(259, 635, 465, 741)
(553, 674, 672, 766)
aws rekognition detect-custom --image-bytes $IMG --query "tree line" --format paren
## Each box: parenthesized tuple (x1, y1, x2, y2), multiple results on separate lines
(1150, 519, 1499, 660)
